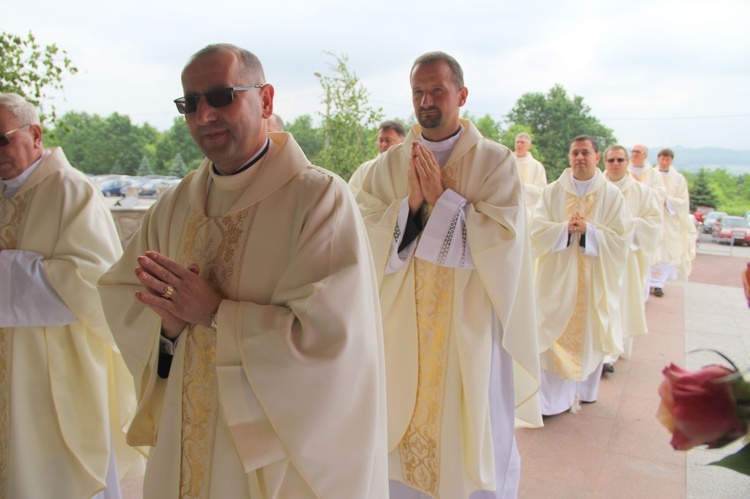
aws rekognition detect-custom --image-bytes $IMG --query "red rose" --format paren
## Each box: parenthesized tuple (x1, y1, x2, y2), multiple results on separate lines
(657, 363, 749, 450)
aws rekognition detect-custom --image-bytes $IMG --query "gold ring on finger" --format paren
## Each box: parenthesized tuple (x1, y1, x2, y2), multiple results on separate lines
(162, 284, 175, 299)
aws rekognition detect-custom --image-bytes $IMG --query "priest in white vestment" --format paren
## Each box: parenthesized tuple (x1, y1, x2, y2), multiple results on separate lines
(356, 52, 541, 499)
(531, 136, 633, 416)
(649, 148, 693, 292)
(98, 44, 388, 498)
(0, 92, 145, 498)
(349, 120, 406, 197)
(603, 146, 662, 361)
(513, 132, 547, 222)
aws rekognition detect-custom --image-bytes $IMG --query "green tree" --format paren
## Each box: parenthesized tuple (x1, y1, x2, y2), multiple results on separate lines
(153, 118, 204, 174)
(47, 111, 158, 175)
(0, 31, 78, 123)
(505, 84, 616, 180)
(687, 168, 718, 211)
(313, 53, 383, 180)
(286, 114, 325, 160)
(462, 112, 500, 141)
(168, 153, 190, 177)
(137, 155, 154, 176)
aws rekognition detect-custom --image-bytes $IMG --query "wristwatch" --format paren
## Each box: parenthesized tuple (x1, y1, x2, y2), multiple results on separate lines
(210, 313, 218, 332)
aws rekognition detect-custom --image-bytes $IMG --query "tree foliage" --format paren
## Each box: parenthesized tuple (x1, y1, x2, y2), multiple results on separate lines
(286, 114, 325, 160)
(462, 112, 500, 142)
(684, 167, 749, 216)
(685, 168, 718, 211)
(313, 53, 383, 180)
(0, 31, 78, 123)
(505, 84, 616, 180)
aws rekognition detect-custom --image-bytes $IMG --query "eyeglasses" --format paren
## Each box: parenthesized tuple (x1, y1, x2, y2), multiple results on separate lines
(631, 150, 645, 154)
(0, 124, 31, 147)
(606, 158, 627, 163)
(174, 85, 266, 114)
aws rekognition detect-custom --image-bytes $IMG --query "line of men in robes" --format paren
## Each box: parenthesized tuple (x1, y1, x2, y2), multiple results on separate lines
(517, 137, 695, 416)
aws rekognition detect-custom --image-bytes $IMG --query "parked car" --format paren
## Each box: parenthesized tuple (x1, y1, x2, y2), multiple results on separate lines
(694, 206, 715, 223)
(712, 216, 750, 245)
(100, 178, 132, 197)
(702, 211, 727, 234)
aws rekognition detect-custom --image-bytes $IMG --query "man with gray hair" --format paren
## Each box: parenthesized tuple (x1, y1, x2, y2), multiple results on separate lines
(99, 43, 388, 497)
(513, 132, 547, 220)
(0, 92, 144, 497)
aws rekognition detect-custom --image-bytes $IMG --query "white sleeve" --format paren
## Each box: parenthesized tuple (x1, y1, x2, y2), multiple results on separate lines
(665, 198, 677, 216)
(582, 223, 600, 257)
(384, 198, 417, 275)
(0, 249, 77, 327)
(414, 189, 475, 269)
(552, 226, 571, 253)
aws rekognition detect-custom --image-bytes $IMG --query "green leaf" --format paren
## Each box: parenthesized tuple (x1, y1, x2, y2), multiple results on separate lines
(710, 443, 750, 476)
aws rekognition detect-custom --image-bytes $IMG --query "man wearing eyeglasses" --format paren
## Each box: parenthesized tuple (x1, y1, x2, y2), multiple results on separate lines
(531, 136, 633, 415)
(99, 44, 388, 498)
(602, 145, 662, 369)
(0, 93, 145, 498)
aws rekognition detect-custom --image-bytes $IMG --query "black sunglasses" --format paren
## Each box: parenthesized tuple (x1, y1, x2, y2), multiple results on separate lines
(605, 158, 627, 163)
(0, 124, 31, 147)
(174, 84, 266, 114)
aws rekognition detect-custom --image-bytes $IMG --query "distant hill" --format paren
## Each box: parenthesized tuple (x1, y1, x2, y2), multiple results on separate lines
(648, 146, 750, 175)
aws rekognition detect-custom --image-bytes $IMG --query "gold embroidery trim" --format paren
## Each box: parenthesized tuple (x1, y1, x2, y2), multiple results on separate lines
(176, 205, 255, 498)
(0, 191, 31, 496)
(552, 192, 596, 379)
(398, 161, 461, 497)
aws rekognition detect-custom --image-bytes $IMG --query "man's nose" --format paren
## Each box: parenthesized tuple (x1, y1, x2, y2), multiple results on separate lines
(194, 97, 217, 125)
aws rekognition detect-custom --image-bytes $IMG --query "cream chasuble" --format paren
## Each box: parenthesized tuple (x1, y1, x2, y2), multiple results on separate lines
(0, 148, 144, 498)
(514, 152, 547, 221)
(606, 173, 662, 341)
(658, 167, 693, 278)
(531, 169, 633, 380)
(349, 155, 379, 198)
(99, 133, 388, 498)
(356, 120, 541, 498)
(628, 161, 667, 206)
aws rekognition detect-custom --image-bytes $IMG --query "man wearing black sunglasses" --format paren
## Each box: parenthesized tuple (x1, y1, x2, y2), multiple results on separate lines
(0, 92, 144, 497)
(602, 145, 662, 371)
(99, 44, 388, 498)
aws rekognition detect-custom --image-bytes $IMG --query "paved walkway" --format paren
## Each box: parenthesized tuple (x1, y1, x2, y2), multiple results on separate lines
(516, 242, 750, 498)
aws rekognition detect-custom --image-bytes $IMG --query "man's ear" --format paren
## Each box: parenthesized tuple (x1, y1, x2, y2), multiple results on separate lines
(261, 84, 275, 119)
(458, 87, 468, 107)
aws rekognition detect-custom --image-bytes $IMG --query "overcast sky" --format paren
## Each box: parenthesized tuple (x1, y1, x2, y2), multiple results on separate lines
(4, 0, 750, 151)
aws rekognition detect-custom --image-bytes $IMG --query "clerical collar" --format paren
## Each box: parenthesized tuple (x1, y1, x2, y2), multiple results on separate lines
(659, 169, 670, 177)
(630, 164, 645, 174)
(1, 150, 47, 198)
(419, 126, 462, 168)
(570, 174, 595, 196)
(212, 138, 270, 176)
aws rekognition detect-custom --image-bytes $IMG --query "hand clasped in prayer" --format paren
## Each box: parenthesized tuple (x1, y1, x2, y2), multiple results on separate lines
(134, 251, 222, 339)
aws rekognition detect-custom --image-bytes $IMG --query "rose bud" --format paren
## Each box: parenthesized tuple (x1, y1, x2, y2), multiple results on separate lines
(657, 363, 749, 450)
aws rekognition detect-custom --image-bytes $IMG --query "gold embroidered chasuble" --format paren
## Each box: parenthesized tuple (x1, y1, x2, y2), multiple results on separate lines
(531, 169, 633, 380)
(98, 133, 388, 498)
(0, 148, 144, 498)
(357, 120, 541, 497)
(607, 174, 663, 340)
(628, 161, 666, 205)
(658, 167, 692, 275)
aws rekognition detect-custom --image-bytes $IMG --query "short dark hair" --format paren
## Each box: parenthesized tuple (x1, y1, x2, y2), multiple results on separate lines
(658, 148, 674, 158)
(604, 145, 628, 159)
(378, 120, 406, 138)
(410, 51, 464, 90)
(572, 135, 599, 153)
(186, 43, 266, 83)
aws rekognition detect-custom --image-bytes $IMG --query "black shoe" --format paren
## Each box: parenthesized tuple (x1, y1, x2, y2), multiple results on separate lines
(602, 363, 615, 374)
(654, 287, 664, 297)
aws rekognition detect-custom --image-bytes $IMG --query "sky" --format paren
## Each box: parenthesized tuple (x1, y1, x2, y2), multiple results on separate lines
(3, 0, 750, 151)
